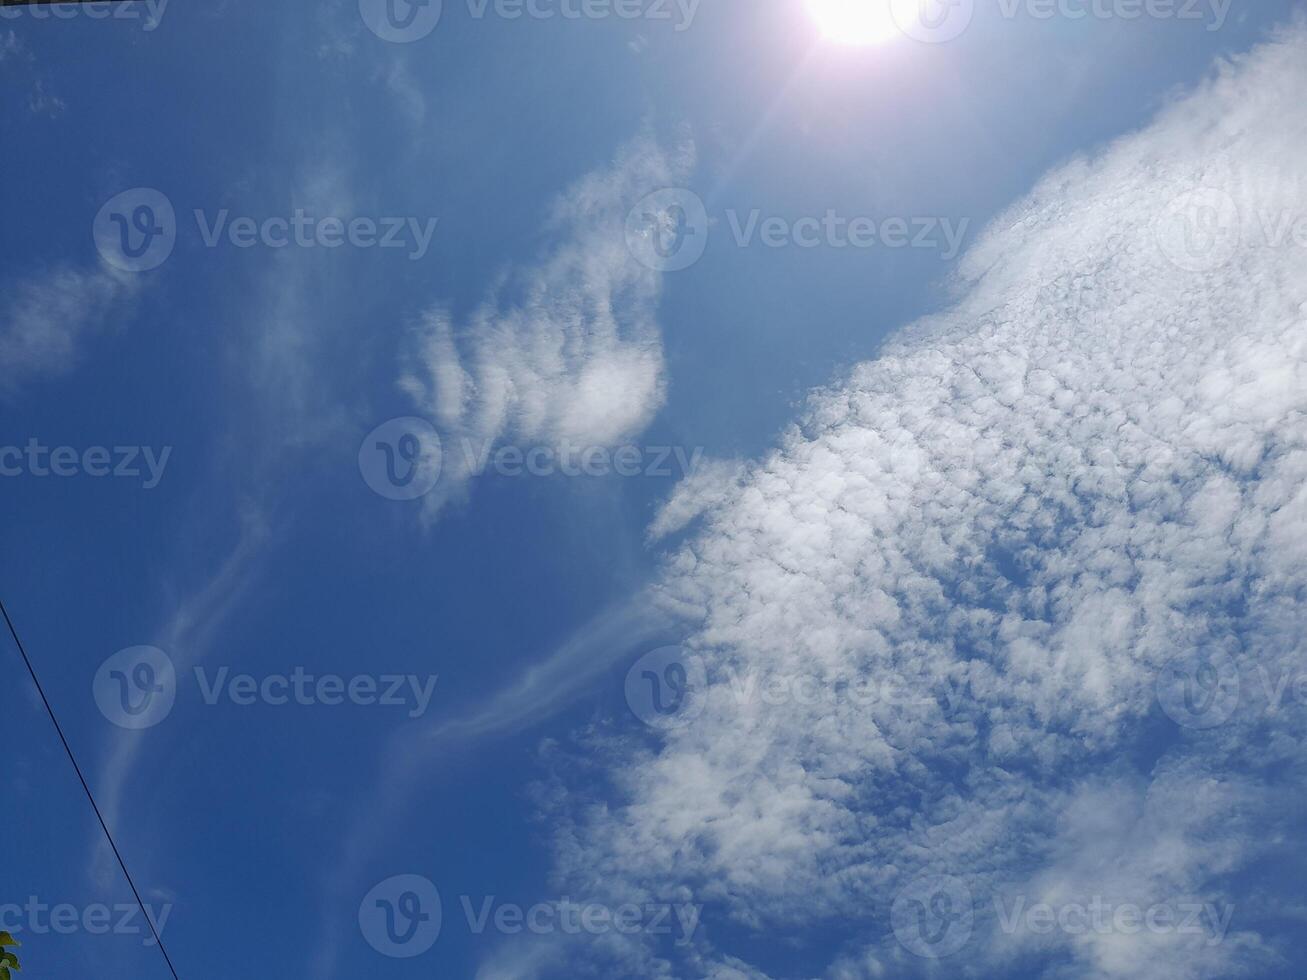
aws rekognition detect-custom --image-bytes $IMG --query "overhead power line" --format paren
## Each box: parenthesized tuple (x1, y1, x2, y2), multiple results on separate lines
(0, 597, 182, 980)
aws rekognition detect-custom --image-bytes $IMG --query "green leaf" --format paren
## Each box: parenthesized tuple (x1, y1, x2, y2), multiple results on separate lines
(1, 961, 11, 980)
(0, 934, 16, 947)
(0, 952, 16, 968)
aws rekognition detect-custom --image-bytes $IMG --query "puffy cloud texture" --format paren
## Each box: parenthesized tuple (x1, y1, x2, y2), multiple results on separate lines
(534, 26, 1307, 980)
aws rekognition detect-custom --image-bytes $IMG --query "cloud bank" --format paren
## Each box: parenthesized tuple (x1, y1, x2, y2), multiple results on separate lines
(530, 26, 1307, 980)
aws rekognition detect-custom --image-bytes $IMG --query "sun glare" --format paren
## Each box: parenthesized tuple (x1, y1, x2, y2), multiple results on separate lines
(806, 0, 908, 45)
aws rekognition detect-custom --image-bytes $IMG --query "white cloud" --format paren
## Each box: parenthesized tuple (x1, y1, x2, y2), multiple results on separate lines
(0, 265, 136, 396)
(400, 132, 695, 519)
(534, 25, 1307, 980)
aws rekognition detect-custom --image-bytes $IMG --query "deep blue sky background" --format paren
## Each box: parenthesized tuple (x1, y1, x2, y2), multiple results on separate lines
(2, 0, 1303, 976)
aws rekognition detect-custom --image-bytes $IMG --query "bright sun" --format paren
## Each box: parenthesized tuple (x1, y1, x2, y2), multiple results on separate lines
(806, 0, 910, 45)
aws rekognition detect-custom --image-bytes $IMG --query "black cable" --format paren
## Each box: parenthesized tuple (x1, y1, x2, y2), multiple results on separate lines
(0, 597, 181, 980)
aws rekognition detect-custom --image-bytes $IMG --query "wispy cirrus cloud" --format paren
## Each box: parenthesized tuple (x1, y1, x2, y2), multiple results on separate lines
(399, 131, 695, 520)
(0, 265, 137, 397)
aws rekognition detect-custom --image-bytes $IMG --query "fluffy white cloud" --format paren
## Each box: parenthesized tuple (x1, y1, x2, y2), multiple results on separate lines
(400, 133, 694, 519)
(532, 26, 1307, 980)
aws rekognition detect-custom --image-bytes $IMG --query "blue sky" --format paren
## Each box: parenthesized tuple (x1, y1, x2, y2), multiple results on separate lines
(3, 0, 1307, 977)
